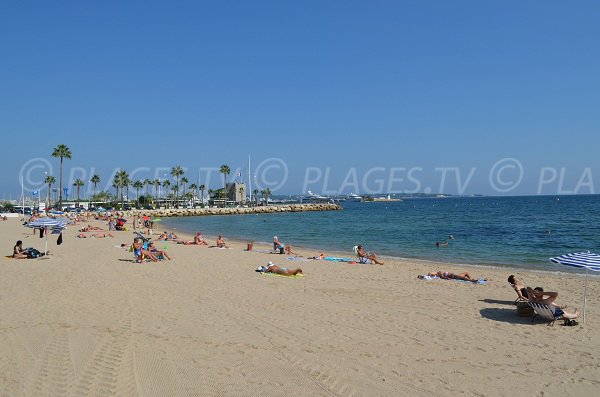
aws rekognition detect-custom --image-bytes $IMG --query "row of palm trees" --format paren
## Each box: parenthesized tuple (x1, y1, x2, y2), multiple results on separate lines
(46, 144, 272, 209)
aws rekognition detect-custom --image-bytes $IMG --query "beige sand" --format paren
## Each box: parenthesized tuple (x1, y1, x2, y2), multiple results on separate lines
(1, 216, 599, 396)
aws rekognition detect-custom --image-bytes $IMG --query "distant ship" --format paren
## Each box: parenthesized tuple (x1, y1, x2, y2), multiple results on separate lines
(302, 190, 336, 203)
(346, 193, 363, 202)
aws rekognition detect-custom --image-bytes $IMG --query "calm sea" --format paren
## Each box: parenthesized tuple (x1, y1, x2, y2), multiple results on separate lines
(160, 195, 600, 273)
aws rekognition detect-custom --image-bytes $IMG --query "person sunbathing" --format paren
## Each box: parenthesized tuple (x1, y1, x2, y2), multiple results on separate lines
(273, 236, 297, 255)
(177, 232, 208, 246)
(215, 235, 228, 248)
(508, 275, 529, 302)
(526, 287, 579, 320)
(257, 262, 303, 276)
(424, 271, 483, 282)
(78, 233, 114, 238)
(147, 241, 171, 260)
(132, 238, 158, 262)
(79, 224, 102, 232)
(12, 240, 28, 259)
(356, 244, 384, 265)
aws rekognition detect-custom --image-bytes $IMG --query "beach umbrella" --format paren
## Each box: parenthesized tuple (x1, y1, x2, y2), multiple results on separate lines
(25, 217, 69, 256)
(549, 251, 600, 324)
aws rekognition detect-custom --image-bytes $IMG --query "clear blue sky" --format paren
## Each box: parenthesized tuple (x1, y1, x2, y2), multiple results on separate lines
(1, 0, 599, 198)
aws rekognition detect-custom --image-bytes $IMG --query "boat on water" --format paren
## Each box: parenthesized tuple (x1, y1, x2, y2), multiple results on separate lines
(346, 193, 363, 202)
(301, 190, 336, 203)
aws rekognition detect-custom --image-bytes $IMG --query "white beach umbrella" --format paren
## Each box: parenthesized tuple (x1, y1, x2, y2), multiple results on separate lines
(549, 251, 600, 324)
(25, 217, 69, 255)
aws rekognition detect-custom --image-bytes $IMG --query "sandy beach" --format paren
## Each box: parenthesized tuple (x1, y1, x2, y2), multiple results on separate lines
(1, 215, 599, 397)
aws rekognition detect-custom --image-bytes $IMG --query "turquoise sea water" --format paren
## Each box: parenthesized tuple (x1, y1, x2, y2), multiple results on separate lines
(160, 195, 600, 273)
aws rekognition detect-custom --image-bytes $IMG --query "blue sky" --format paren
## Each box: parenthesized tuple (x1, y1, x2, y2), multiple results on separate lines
(1, 0, 599, 198)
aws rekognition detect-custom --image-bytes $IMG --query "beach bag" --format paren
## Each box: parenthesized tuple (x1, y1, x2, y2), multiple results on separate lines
(26, 248, 41, 259)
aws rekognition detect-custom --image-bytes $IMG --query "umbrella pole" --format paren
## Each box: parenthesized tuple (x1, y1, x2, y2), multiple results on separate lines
(44, 226, 49, 256)
(583, 267, 588, 324)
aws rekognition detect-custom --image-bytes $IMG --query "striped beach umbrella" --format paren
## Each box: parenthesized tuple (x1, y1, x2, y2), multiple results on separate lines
(550, 252, 600, 324)
(25, 217, 70, 255)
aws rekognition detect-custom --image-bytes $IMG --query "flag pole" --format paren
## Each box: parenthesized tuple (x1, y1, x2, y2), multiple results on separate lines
(248, 155, 252, 206)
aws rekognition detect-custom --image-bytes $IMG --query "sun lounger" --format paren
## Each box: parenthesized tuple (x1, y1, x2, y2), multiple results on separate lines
(528, 302, 563, 326)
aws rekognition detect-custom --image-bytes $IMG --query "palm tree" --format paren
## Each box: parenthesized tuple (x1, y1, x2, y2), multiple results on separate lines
(113, 170, 129, 209)
(181, 177, 188, 196)
(51, 144, 72, 209)
(199, 184, 206, 206)
(219, 164, 230, 207)
(144, 178, 152, 197)
(162, 180, 171, 208)
(189, 183, 197, 207)
(44, 175, 56, 208)
(133, 180, 144, 207)
(73, 179, 84, 206)
(253, 189, 259, 206)
(90, 174, 101, 202)
(171, 166, 184, 208)
(208, 189, 213, 205)
(262, 188, 271, 205)
(153, 179, 161, 200)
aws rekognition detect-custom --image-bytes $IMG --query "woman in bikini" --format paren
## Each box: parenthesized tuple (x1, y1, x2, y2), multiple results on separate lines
(427, 271, 482, 282)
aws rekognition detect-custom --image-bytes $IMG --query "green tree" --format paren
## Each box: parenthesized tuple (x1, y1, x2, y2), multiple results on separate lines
(189, 183, 197, 207)
(51, 144, 72, 209)
(261, 188, 271, 205)
(73, 179, 84, 206)
(133, 180, 144, 207)
(219, 164, 230, 207)
(153, 179, 161, 200)
(199, 184, 206, 206)
(90, 174, 101, 202)
(144, 178, 152, 197)
(162, 179, 171, 208)
(44, 175, 56, 208)
(171, 165, 184, 208)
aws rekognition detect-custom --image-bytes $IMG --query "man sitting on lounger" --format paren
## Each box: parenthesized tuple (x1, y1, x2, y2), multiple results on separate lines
(356, 244, 384, 265)
(526, 287, 579, 320)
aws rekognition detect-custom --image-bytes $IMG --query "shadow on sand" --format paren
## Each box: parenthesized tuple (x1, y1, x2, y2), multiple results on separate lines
(479, 307, 535, 325)
(480, 298, 516, 306)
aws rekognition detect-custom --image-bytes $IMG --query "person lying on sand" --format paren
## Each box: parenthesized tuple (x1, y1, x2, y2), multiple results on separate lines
(526, 286, 579, 320)
(419, 271, 484, 282)
(79, 224, 103, 232)
(257, 262, 303, 276)
(156, 231, 179, 241)
(78, 233, 114, 238)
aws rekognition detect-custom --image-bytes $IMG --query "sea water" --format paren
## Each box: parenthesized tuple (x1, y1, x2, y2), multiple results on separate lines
(160, 195, 600, 273)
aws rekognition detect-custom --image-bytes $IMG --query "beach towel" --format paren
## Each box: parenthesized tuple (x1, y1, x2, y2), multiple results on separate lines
(260, 272, 304, 279)
(323, 256, 353, 262)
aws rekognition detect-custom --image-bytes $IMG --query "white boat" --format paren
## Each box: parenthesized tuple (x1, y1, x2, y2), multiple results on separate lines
(346, 193, 363, 202)
(302, 190, 335, 203)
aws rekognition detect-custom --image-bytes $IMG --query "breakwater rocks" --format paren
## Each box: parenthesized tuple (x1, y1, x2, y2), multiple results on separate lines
(137, 203, 342, 218)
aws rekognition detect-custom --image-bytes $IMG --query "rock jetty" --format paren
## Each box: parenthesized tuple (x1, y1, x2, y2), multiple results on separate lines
(135, 203, 342, 218)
